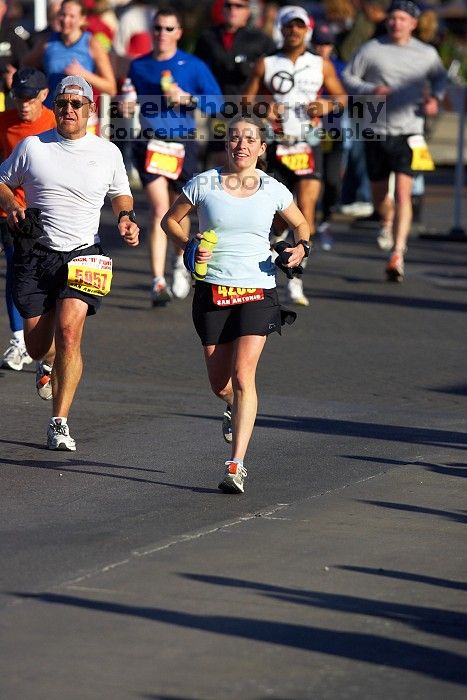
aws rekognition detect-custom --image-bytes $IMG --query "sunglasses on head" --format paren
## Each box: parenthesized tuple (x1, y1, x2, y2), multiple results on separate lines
(55, 98, 89, 110)
(153, 24, 179, 33)
(224, 2, 249, 8)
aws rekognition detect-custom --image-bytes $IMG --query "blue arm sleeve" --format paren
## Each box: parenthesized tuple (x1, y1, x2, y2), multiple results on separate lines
(193, 59, 224, 115)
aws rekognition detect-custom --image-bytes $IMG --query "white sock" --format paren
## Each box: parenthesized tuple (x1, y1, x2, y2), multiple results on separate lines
(52, 416, 67, 424)
(230, 458, 244, 468)
(13, 330, 24, 342)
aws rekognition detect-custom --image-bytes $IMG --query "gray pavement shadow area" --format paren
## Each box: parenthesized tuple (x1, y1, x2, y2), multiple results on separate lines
(342, 454, 467, 478)
(178, 412, 467, 449)
(335, 566, 467, 592)
(254, 415, 467, 449)
(357, 499, 467, 524)
(0, 453, 218, 493)
(310, 289, 467, 313)
(9, 589, 467, 686)
(180, 574, 467, 641)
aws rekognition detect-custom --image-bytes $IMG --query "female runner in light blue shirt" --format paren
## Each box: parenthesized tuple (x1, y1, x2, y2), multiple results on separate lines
(162, 115, 310, 494)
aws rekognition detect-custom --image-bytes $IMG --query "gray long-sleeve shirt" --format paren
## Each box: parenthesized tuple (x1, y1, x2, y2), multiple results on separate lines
(343, 35, 447, 136)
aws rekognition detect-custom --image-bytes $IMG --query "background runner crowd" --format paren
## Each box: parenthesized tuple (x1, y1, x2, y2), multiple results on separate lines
(0, 0, 460, 369)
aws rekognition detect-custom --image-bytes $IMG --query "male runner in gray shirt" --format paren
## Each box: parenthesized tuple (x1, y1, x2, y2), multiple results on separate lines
(343, 0, 446, 282)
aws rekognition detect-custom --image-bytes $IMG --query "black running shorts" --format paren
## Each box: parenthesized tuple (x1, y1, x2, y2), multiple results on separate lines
(266, 142, 323, 188)
(0, 217, 13, 249)
(365, 135, 415, 181)
(133, 139, 199, 191)
(13, 243, 105, 319)
(192, 281, 282, 346)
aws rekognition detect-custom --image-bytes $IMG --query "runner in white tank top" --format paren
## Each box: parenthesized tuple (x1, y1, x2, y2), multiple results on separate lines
(245, 5, 346, 306)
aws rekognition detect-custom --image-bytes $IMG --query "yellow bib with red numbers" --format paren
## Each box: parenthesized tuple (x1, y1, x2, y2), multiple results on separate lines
(145, 139, 185, 179)
(212, 285, 265, 306)
(67, 255, 113, 296)
(276, 142, 315, 175)
(408, 135, 435, 171)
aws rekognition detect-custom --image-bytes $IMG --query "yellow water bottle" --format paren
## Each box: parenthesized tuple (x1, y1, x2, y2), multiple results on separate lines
(160, 70, 173, 94)
(194, 230, 217, 280)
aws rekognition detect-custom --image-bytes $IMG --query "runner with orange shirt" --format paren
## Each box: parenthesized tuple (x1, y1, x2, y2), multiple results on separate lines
(0, 68, 56, 371)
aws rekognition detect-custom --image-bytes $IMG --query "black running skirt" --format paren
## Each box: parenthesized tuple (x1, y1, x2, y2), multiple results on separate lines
(192, 281, 295, 345)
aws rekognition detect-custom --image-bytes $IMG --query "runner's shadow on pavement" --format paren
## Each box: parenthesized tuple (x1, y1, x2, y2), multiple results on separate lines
(181, 573, 467, 642)
(0, 455, 217, 492)
(255, 415, 467, 449)
(310, 289, 467, 313)
(342, 454, 467, 478)
(428, 382, 467, 396)
(141, 696, 195, 700)
(0, 439, 218, 492)
(179, 412, 467, 449)
(335, 566, 467, 591)
(357, 499, 467, 524)
(176, 412, 467, 452)
(9, 590, 467, 684)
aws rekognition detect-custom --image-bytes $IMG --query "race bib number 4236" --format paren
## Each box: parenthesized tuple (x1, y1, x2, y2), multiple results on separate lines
(212, 286, 264, 306)
(67, 255, 113, 296)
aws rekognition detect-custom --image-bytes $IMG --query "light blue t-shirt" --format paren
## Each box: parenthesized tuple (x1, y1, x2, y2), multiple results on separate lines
(183, 168, 293, 288)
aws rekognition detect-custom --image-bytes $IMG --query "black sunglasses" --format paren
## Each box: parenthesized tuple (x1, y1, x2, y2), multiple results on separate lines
(153, 25, 179, 33)
(55, 98, 89, 110)
(224, 2, 249, 8)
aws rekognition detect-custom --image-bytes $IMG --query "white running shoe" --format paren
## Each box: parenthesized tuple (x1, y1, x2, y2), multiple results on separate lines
(47, 418, 76, 451)
(287, 277, 309, 306)
(36, 361, 53, 400)
(340, 202, 374, 217)
(377, 225, 394, 251)
(222, 405, 233, 443)
(218, 461, 247, 494)
(2, 338, 33, 371)
(171, 260, 191, 299)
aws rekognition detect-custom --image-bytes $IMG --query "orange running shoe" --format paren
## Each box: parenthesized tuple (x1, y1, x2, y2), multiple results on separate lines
(386, 252, 405, 282)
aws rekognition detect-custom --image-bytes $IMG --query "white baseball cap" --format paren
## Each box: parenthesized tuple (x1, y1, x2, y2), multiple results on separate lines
(54, 76, 94, 102)
(279, 5, 310, 28)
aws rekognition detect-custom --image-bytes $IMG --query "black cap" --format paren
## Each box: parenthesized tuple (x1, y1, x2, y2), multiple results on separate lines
(12, 68, 48, 98)
(313, 22, 336, 45)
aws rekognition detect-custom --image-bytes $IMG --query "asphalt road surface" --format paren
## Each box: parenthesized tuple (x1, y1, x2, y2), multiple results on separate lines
(0, 175, 466, 699)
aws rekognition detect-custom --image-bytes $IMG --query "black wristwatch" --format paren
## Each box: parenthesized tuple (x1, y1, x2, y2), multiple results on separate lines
(296, 239, 311, 257)
(118, 209, 137, 224)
